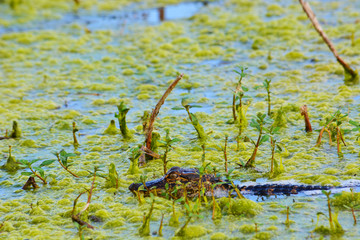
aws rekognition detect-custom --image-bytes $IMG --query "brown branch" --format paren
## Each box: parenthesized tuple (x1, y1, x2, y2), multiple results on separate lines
(299, 0, 357, 78)
(300, 105, 312, 132)
(22, 176, 39, 190)
(56, 153, 79, 178)
(145, 74, 184, 149)
(71, 169, 97, 230)
(29, 167, 47, 184)
(140, 146, 161, 159)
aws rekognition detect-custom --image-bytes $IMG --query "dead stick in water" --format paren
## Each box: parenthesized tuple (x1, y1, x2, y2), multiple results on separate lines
(145, 74, 184, 150)
(300, 105, 312, 132)
(299, 0, 357, 78)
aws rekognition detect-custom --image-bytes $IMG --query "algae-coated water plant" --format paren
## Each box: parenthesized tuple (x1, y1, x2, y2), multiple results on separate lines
(1, 0, 360, 239)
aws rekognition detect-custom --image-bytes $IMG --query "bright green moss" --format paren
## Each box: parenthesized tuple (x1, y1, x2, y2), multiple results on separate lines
(210, 232, 228, 240)
(175, 225, 208, 238)
(239, 224, 256, 234)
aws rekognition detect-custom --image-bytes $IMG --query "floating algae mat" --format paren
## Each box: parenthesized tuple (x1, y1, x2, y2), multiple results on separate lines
(1, 0, 360, 239)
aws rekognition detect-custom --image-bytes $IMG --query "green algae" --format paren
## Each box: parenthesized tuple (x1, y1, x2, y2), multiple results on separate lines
(219, 198, 263, 217)
(0, 0, 359, 239)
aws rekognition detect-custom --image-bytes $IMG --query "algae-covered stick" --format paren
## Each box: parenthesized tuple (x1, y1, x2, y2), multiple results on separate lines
(299, 0, 358, 79)
(145, 74, 184, 150)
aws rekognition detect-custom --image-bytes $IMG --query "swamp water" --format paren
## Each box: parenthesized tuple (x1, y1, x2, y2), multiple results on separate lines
(0, 0, 360, 239)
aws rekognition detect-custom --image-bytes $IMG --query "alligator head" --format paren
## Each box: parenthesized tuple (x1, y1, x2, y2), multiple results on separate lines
(129, 166, 231, 199)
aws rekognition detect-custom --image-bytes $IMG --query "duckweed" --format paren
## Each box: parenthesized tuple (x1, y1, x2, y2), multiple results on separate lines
(0, 0, 360, 239)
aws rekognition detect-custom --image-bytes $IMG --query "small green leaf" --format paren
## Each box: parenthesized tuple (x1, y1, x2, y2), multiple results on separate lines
(21, 172, 33, 176)
(40, 160, 56, 167)
(259, 134, 270, 145)
(189, 105, 202, 108)
(30, 159, 41, 165)
(171, 107, 184, 110)
(33, 167, 45, 178)
(19, 160, 30, 166)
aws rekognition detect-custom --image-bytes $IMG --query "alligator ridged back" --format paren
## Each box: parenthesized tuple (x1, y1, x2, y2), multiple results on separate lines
(238, 184, 332, 196)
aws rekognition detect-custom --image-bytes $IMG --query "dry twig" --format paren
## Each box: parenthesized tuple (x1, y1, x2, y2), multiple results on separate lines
(299, 0, 357, 78)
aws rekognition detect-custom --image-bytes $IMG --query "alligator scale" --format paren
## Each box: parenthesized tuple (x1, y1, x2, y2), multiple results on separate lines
(129, 166, 331, 199)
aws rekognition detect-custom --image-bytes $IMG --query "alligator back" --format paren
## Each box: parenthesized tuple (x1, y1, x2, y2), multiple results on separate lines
(238, 183, 331, 196)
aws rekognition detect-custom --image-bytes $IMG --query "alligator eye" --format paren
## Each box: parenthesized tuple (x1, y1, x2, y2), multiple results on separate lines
(168, 173, 178, 179)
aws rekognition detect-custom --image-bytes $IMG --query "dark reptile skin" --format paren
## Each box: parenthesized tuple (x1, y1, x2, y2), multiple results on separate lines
(129, 166, 331, 198)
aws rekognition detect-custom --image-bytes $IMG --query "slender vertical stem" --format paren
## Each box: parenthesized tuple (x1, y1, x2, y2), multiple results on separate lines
(29, 166, 46, 184)
(232, 94, 237, 121)
(224, 136, 228, 173)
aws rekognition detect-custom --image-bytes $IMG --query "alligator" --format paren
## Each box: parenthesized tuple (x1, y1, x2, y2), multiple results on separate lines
(129, 166, 332, 199)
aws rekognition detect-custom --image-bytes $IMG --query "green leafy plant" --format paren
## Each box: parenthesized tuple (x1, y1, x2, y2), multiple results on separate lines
(20, 159, 55, 184)
(314, 190, 344, 235)
(139, 193, 155, 236)
(115, 101, 132, 139)
(175, 201, 203, 237)
(172, 98, 206, 143)
(263, 126, 284, 177)
(233, 66, 248, 122)
(157, 129, 180, 174)
(54, 150, 79, 178)
(341, 188, 359, 225)
(316, 110, 347, 157)
(243, 113, 270, 168)
(211, 182, 224, 220)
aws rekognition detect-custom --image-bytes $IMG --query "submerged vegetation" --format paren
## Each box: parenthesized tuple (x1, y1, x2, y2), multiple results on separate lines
(0, 0, 360, 239)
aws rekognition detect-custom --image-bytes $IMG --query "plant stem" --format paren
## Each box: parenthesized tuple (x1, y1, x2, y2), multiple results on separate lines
(270, 138, 276, 174)
(300, 105, 312, 132)
(29, 166, 46, 184)
(72, 122, 79, 145)
(56, 153, 79, 178)
(232, 94, 237, 121)
(158, 213, 164, 236)
(245, 129, 262, 167)
(224, 136, 228, 173)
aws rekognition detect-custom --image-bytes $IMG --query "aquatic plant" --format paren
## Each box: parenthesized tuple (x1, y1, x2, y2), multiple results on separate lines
(139, 193, 155, 236)
(115, 101, 132, 139)
(263, 125, 284, 177)
(175, 201, 203, 237)
(20, 158, 55, 184)
(342, 188, 359, 225)
(211, 182, 223, 220)
(244, 113, 270, 168)
(158, 129, 180, 174)
(72, 122, 79, 146)
(158, 213, 164, 236)
(232, 66, 249, 122)
(127, 146, 141, 175)
(224, 169, 244, 199)
(1, 146, 21, 172)
(10, 121, 21, 138)
(103, 120, 119, 135)
(173, 98, 207, 143)
(104, 163, 119, 189)
(300, 105, 312, 132)
(1, 121, 21, 140)
(316, 110, 347, 157)
(314, 190, 344, 235)
(141, 110, 150, 132)
(54, 150, 79, 178)
(72, 167, 97, 236)
(262, 79, 272, 116)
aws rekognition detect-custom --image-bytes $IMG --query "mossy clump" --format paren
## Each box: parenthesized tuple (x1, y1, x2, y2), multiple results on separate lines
(239, 224, 256, 234)
(332, 191, 360, 209)
(103, 120, 120, 135)
(210, 232, 228, 240)
(253, 231, 272, 240)
(175, 225, 208, 238)
(1, 147, 21, 172)
(284, 51, 307, 61)
(219, 198, 263, 217)
(103, 219, 125, 228)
